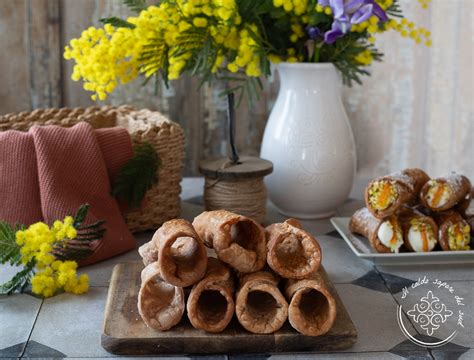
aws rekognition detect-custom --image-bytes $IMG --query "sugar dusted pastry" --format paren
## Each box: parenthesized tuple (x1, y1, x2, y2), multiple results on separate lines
(434, 212, 471, 251)
(187, 258, 235, 333)
(399, 208, 438, 252)
(420, 174, 471, 212)
(139, 219, 208, 287)
(365, 168, 429, 218)
(137, 262, 185, 331)
(192, 210, 266, 273)
(235, 270, 288, 334)
(349, 207, 404, 253)
(284, 270, 337, 337)
(266, 219, 321, 279)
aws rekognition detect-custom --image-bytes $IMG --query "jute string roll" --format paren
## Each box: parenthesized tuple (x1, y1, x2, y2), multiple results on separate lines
(204, 177, 267, 223)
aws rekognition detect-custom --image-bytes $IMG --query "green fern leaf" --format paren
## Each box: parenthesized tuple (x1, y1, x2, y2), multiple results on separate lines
(0, 260, 35, 295)
(123, 0, 147, 13)
(99, 17, 136, 29)
(112, 142, 160, 209)
(0, 222, 22, 266)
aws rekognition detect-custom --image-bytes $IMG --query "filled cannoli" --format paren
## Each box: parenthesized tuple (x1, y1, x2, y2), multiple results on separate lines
(349, 207, 404, 253)
(434, 211, 471, 251)
(399, 208, 438, 252)
(187, 257, 235, 333)
(139, 219, 208, 287)
(235, 271, 288, 334)
(137, 262, 185, 331)
(420, 174, 471, 212)
(284, 269, 337, 336)
(192, 210, 266, 273)
(266, 219, 321, 279)
(365, 168, 429, 218)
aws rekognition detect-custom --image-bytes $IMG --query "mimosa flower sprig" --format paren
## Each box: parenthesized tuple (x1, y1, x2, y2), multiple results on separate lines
(64, 0, 431, 103)
(0, 205, 105, 297)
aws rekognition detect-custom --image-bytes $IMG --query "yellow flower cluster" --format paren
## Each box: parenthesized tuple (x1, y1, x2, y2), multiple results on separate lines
(15, 218, 88, 298)
(227, 24, 262, 77)
(418, 0, 431, 10)
(354, 50, 374, 66)
(273, 0, 309, 16)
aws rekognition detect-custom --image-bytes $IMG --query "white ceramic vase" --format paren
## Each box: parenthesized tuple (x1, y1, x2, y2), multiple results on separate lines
(260, 63, 356, 219)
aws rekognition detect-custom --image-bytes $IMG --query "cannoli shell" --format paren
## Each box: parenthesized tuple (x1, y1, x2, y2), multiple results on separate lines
(266, 219, 321, 279)
(138, 240, 157, 266)
(151, 219, 207, 287)
(192, 210, 267, 273)
(186, 257, 235, 333)
(365, 168, 429, 218)
(349, 207, 392, 253)
(284, 269, 337, 336)
(433, 211, 470, 251)
(137, 262, 185, 331)
(235, 270, 288, 334)
(399, 207, 438, 252)
(420, 174, 471, 212)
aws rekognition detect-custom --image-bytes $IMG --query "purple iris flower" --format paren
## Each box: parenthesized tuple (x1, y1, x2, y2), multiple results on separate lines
(318, 0, 388, 44)
(306, 26, 324, 40)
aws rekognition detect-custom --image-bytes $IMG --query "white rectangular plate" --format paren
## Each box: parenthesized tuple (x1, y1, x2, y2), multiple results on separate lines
(330, 217, 474, 265)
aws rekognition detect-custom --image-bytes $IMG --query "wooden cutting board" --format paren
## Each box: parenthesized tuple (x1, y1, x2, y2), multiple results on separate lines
(102, 261, 357, 355)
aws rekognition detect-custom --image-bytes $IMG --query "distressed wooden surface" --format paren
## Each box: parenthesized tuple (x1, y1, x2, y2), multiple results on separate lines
(0, 0, 472, 178)
(101, 261, 357, 355)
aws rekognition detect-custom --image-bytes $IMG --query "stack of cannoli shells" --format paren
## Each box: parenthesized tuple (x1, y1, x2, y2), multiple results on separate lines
(352, 170, 472, 253)
(137, 210, 337, 337)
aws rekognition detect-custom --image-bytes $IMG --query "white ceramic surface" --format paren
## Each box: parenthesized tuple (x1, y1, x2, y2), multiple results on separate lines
(331, 217, 474, 265)
(261, 63, 356, 219)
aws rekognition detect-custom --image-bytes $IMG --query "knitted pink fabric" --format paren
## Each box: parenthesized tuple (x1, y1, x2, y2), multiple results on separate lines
(0, 131, 43, 225)
(31, 123, 136, 265)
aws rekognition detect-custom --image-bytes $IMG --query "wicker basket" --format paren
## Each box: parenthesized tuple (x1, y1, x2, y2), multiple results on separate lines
(0, 106, 185, 233)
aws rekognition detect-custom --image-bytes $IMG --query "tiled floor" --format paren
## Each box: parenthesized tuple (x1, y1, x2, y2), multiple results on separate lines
(0, 178, 472, 359)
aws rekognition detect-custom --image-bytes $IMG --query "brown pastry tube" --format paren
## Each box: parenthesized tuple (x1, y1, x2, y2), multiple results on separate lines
(365, 168, 429, 218)
(235, 271, 288, 334)
(434, 211, 471, 251)
(193, 210, 266, 273)
(349, 207, 404, 253)
(139, 219, 208, 287)
(399, 207, 438, 252)
(187, 257, 235, 333)
(284, 269, 337, 336)
(137, 262, 185, 331)
(266, 219, 321, 279)
(420, 174, 471, 212)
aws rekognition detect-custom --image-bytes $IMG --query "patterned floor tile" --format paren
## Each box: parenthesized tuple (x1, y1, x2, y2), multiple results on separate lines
(270, 352, 407, 359)
(388, 338, 434, 359)
(351, 270, 389, 293)
(374, 264, 474, 282)
(28, 287, 111, 358)
(0, 294, 42, 358)
(22, 340, 66, 358)
(315, 235, 374, 283)
(378, 272, 416, 295)
(391, 281, 473, 349)
(0, 265, 21, 286)
(334, 284, 419, 352)
(181, 201, 206, 222)
(432, 348, 474, 360)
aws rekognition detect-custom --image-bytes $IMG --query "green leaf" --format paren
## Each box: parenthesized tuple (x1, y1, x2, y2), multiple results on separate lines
(73, 204, 90, 228)
(112, 142, 160, 209)
(0, 260, 35, 295)
(123, 0, 147, 13)
(0, 222, 22, 266)
(99, 17, 136, 29)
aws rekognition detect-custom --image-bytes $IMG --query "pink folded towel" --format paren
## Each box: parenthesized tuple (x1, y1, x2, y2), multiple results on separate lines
(31, 123, 136, 265)
(0, 131, 43, 226)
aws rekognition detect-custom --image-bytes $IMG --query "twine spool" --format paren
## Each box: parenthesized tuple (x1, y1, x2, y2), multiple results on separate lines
(199, 156, 273, 223)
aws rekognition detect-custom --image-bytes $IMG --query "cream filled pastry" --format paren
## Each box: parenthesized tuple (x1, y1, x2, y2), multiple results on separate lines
(406, 219, 437, 252)
(377, 219, 404, 253)
(434, 211, 471, 251)
(349, 208, 404, 253)
(420, 174, 471, 212)
(365, 168, 429, 219)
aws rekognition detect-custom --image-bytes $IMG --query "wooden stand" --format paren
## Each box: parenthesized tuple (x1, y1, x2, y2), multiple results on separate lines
(199, 156, 273, 223)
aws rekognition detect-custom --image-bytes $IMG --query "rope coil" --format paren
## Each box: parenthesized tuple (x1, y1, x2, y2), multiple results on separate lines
(204, 177, 267, 223)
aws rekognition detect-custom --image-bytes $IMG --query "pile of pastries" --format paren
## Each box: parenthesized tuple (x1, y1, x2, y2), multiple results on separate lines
(350, 169, 473, 253)
(137, 210, 336, 336)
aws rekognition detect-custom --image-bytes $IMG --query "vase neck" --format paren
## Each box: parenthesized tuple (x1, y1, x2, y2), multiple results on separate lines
(277, 63, 341, 93)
